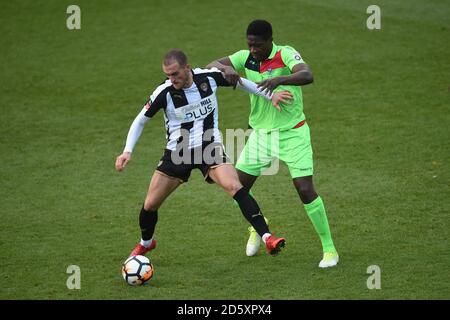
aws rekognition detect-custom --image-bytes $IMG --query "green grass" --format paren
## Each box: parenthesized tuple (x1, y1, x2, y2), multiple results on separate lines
(0, 0, 449, 299)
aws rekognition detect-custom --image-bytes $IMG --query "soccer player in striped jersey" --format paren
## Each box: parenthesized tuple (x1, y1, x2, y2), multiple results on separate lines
(207, 20, 339, 268)
(115, 50, 292, 258)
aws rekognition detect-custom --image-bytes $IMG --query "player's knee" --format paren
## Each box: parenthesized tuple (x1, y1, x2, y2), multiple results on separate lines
(296, 184, 317, 203)
(144, 198, 160, 212)
(227, 183, 244, 197)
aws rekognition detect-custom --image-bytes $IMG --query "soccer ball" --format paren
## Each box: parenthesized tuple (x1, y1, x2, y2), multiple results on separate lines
(121, 255, 154, 286)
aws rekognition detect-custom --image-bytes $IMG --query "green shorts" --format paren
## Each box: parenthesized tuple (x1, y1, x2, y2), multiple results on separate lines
(235, 123, 313, 178)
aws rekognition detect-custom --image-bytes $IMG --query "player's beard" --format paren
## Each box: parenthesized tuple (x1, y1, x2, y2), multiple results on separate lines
(176, 71, 192, 89)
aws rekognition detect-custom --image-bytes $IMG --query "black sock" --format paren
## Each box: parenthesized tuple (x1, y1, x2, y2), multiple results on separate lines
(233, 188, 269, 237)
(139, 206, 158, 241)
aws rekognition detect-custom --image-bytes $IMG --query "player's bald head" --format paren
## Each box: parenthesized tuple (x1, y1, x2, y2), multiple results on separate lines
(163, 49, 188, 67)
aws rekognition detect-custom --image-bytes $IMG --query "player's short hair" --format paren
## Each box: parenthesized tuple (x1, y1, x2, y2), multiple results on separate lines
(163, 49, 188, 67)
(246, 20, 272, 40)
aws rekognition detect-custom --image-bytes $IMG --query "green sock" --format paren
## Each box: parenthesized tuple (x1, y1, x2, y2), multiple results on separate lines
(304, 196, 336, 253)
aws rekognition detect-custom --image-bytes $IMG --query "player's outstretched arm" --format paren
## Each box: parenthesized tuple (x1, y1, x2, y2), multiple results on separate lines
(115, 107, 150, 172)
(237, 78, 293, 111)
(206, 56, 233, 70)
(280, 63, 314, 86)
(257, 63, 314, 95)
(207, 57, 242, 89)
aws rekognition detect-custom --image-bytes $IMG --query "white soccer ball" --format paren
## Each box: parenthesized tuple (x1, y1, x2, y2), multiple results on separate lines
(121, 255, 154, 286)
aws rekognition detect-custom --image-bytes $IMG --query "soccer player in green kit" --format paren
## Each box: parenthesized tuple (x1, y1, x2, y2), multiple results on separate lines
(207, 20, 339, 268)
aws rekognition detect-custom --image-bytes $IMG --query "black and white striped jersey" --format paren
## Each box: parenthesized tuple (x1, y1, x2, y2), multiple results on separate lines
(122, 67, 271, 154)
(143, 67, 230, 151)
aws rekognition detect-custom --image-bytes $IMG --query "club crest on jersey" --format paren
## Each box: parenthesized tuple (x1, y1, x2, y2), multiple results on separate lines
(200, 82, 208, 92)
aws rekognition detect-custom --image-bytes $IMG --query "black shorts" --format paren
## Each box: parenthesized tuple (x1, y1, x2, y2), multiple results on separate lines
(156, 143, 231, 183)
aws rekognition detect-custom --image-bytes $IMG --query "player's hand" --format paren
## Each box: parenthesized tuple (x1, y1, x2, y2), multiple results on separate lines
(271, 90, 293, 111)
(223, 66, 242, 89)
(257, 77, 283, 95)
(115, 152, 131, 171)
